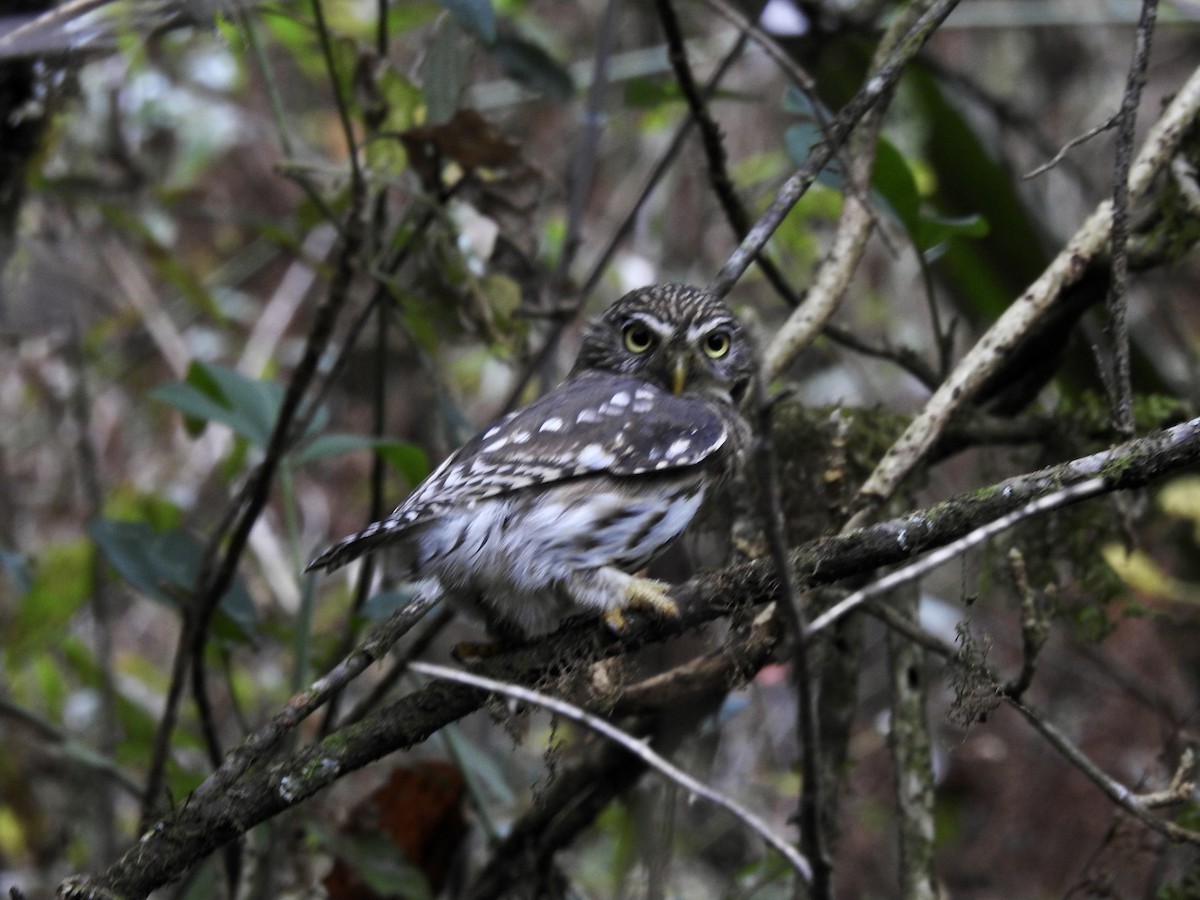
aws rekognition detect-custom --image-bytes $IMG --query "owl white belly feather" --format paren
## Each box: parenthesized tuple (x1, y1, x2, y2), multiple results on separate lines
(412, 477, 705, 634)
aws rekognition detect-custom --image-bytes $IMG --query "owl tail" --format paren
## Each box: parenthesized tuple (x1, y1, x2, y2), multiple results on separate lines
(305, 518, 404, 574)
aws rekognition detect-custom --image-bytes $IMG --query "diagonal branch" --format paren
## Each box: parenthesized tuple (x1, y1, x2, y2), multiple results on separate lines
(706, 0, 963, 297)
(848, 59, 1200, 528)
(409, 661, 812, 881)
(58, 414, 1200, 899)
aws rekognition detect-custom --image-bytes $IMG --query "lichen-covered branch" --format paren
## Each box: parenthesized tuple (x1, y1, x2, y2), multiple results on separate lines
(59, 414, 1200, 899)
(849, 60, 1200, 527)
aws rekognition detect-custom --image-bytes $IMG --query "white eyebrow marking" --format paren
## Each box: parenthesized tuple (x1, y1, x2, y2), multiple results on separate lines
(687, 318, 737, 343)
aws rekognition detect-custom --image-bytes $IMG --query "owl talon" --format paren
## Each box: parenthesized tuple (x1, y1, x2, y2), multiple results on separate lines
(603, 608, 628, 632)
(627, 577, 679, 617)
(604, 578, 679, 632)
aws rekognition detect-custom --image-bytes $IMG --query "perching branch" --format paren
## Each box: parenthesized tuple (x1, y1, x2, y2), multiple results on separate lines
(59, 414, 1200, 899)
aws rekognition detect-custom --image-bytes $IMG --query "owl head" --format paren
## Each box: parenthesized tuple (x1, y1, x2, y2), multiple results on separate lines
(570, 284, 756, 405)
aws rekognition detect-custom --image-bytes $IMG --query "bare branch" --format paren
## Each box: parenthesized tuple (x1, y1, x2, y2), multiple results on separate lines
(1106, 0, 1160, 437)
(58, 414, 1200, 898)
(1023, 113, 1120, 180)
(409, 661, 813, 882)
(809, 478, 1108, 636)
(849, 61, 1200, 527)
(707, 0, 963, 297)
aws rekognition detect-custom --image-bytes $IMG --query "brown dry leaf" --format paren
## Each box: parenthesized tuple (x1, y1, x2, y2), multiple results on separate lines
(323, 761, 467, 899)
(398, 108, 524, 190)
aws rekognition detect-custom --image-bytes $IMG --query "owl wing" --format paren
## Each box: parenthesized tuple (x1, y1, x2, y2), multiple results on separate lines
(306, 371, 737, 573)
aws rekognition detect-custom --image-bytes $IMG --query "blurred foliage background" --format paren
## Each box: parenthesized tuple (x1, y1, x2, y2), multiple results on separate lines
(5, 0, 1200, 897)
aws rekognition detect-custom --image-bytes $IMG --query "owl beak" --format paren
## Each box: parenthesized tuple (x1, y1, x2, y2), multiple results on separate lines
(671, 356, 687, 396)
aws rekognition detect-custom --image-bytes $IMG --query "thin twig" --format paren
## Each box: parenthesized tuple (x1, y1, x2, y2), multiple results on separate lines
(1003, 548, 1050, 699)
(1008, 697, 1200, 842)
(142, 176, 368, 822)
(309, 0, 361, 187)
(822, 323, 941, 389)
(754, 379, 830, 894)
(653, 0, 813, 311)
(409, 661, 813, 882)
(763, 0, 941, 378)
(707, 0, 963, 298)
(1023, 114, 1120, 180)
(499, 31, 749, 415)
(654, 0, 759, 254)
(698, 0, 880, 225)
(554, 0, 617, 290)
(867, 605, 1200, 846)
(189, 594, 439, 806)
(1107, 0, 1159, 438)
(808, 478, 1108, 636)
(60, 415, 1200, 897)
(848, 61, 1200, 527)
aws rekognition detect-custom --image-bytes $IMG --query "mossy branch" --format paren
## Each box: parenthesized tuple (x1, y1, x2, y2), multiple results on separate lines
(59, 414, 1200, 899)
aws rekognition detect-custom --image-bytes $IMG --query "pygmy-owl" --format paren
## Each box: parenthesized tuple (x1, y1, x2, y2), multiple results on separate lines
(307, 283, 756, 635)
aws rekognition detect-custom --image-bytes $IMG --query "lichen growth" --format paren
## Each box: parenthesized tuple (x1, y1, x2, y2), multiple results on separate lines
(947, 621, 1001, 728)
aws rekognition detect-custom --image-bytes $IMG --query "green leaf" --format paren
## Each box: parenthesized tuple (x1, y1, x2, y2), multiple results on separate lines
(151, 381, 249, 439)
(624, 78, 682, 109)
(783, 123, 843, 191)
(437, 0, 496, 43)
(89, 519, 179, 606)
(199, 362, 283, 446)
(490, 33, 573, 100)
(908, 65, 1047, 321)
(870, 137, 921, 235)
(89, 519, 257, 641)
(294, 436, 430, 479)
(376, 441, 431, 487)
(360, 590, 416, 620)
(9, 540, 92, 666)
(152, 361, 283, 446)
(295, 433, 383, 465)
(421, 17, 472, 125)
(914, 213, 990, 255)
(783, 85, 826, 117)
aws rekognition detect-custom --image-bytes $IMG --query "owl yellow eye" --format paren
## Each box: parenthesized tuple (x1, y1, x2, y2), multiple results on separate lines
(702, 331, 731, 359)
(623, 323, 655, 353)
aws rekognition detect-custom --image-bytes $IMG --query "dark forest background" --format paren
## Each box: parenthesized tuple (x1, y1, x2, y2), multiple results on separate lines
(5, 1, 1200, 897)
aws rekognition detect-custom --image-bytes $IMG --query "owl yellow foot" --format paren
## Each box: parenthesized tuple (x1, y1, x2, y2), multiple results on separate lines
(603, 578, 679, 631)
